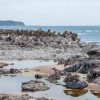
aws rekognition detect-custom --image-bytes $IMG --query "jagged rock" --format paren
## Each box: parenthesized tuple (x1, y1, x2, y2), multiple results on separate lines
(22, 80, 49, 92)
(93, 77, 100, 85)
(0, 68, 21, 75)
(64, 64, 81, 72)
(87, 68, 100, 82)
(87, 47, 100, 59)
(0, 94, 31, 100)
(64, 73, 88, 89)
(64, 59, 100, 74)
(47, 68, 64, 82)
(78, 61, 98, 74)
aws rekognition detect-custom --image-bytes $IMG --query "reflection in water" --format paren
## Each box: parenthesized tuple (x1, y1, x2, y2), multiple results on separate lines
(63, 89, 88, 97)
(90, 91, 100, 98)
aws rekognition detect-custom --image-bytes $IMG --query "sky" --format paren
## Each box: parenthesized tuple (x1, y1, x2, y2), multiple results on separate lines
(0, 0, 100, 26)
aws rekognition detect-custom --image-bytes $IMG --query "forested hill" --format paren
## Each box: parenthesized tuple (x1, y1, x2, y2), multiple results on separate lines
(0, 20, 25, 26)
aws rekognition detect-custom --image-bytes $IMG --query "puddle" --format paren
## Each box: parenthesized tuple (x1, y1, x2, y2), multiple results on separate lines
(1, 60, 56, 69)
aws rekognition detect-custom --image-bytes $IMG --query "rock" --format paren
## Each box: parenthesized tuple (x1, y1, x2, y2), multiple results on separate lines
(78, 60, 100, 74)
(0, 94, 31, 100)
(22, 80, 49, 92)
(87, 68, 100, 82)
(0, 68, 21, 75)
(47, 68, 63, 82)
(47, 73, 60, 83)
(64, 64, 81, 72)
(64, 59, 100, 74)
(35, 74, 43, 79)
(0, 62, 8, 68)
(87, 47, 100, 59)
(64, 73, 88, 89)
(35, 97, 53, 100)
(9, 68, 21, 74)
(93, 77, 100, 85)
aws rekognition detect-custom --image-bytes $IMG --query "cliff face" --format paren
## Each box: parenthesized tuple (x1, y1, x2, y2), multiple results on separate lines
(0, 20, 25, 26)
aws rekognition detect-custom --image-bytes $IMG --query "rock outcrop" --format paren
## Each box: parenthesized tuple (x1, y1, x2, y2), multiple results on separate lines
(87, 68, 100, 82)
(64, 73, 88, 89)
(64, 59, 100, 74)
(0, 68, 21, 75)
(22, 80, 49, 92)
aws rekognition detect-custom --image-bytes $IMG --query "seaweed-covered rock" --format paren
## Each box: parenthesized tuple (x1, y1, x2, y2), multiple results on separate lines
(64, 73, 88, 89)
(22, 80, 49, 92)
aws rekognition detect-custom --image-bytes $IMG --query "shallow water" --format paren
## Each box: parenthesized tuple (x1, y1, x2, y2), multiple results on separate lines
(0, 75, 99, 100)
(1, 60, 56, 69)
(0, 60, 100, 100)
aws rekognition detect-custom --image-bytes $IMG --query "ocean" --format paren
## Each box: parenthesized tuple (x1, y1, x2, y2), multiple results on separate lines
(0, 26, 100, 43)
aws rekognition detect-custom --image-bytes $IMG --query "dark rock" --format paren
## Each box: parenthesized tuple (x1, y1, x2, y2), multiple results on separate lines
(0, 68, 21, 75)
(93, 77, 100, 85)
(22, 80, 49, 92)
(47, 68, 62, 82)
(9, 68, 21, 74)
(87, 47, 100, 59)
(47, 73, 60, 83)
(64, 73, 88, 89)
(0, 94, 31, 100)
(87, 68, 100, 82)
(64, 59, 100, 74)
(78, 61, 97, 74)
(64, 64, 81, 72)
(35, 74, 43, 79)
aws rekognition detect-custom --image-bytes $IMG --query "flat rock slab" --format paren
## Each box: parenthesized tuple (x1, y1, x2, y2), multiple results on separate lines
(22, 80, 49, 92)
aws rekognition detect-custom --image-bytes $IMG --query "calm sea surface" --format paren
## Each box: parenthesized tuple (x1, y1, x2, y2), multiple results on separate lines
(0, 26, 100, 43)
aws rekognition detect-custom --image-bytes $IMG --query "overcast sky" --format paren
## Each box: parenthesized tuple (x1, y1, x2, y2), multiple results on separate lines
(0, 0, 100, 26)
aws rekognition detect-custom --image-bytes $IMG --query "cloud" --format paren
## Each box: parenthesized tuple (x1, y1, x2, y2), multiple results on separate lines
(0, 0, 100, 25)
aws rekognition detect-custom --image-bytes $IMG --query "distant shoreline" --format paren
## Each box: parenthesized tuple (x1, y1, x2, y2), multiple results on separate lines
(0, 20, 25, 26)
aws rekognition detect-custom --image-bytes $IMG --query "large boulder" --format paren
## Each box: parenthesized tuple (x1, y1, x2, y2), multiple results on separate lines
(64, 73, 88, 89)
(64, 59, 100, 74)
(78, 60, 100, 74)
(64, 64, 81, 72)
(22, 80, 49, 92)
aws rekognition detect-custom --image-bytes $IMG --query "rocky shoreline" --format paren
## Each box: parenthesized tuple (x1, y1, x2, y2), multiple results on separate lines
(0, 29, 100, 100)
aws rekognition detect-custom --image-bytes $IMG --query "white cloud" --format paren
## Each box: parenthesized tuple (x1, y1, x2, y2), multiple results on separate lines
(0, 0, 100, 25)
